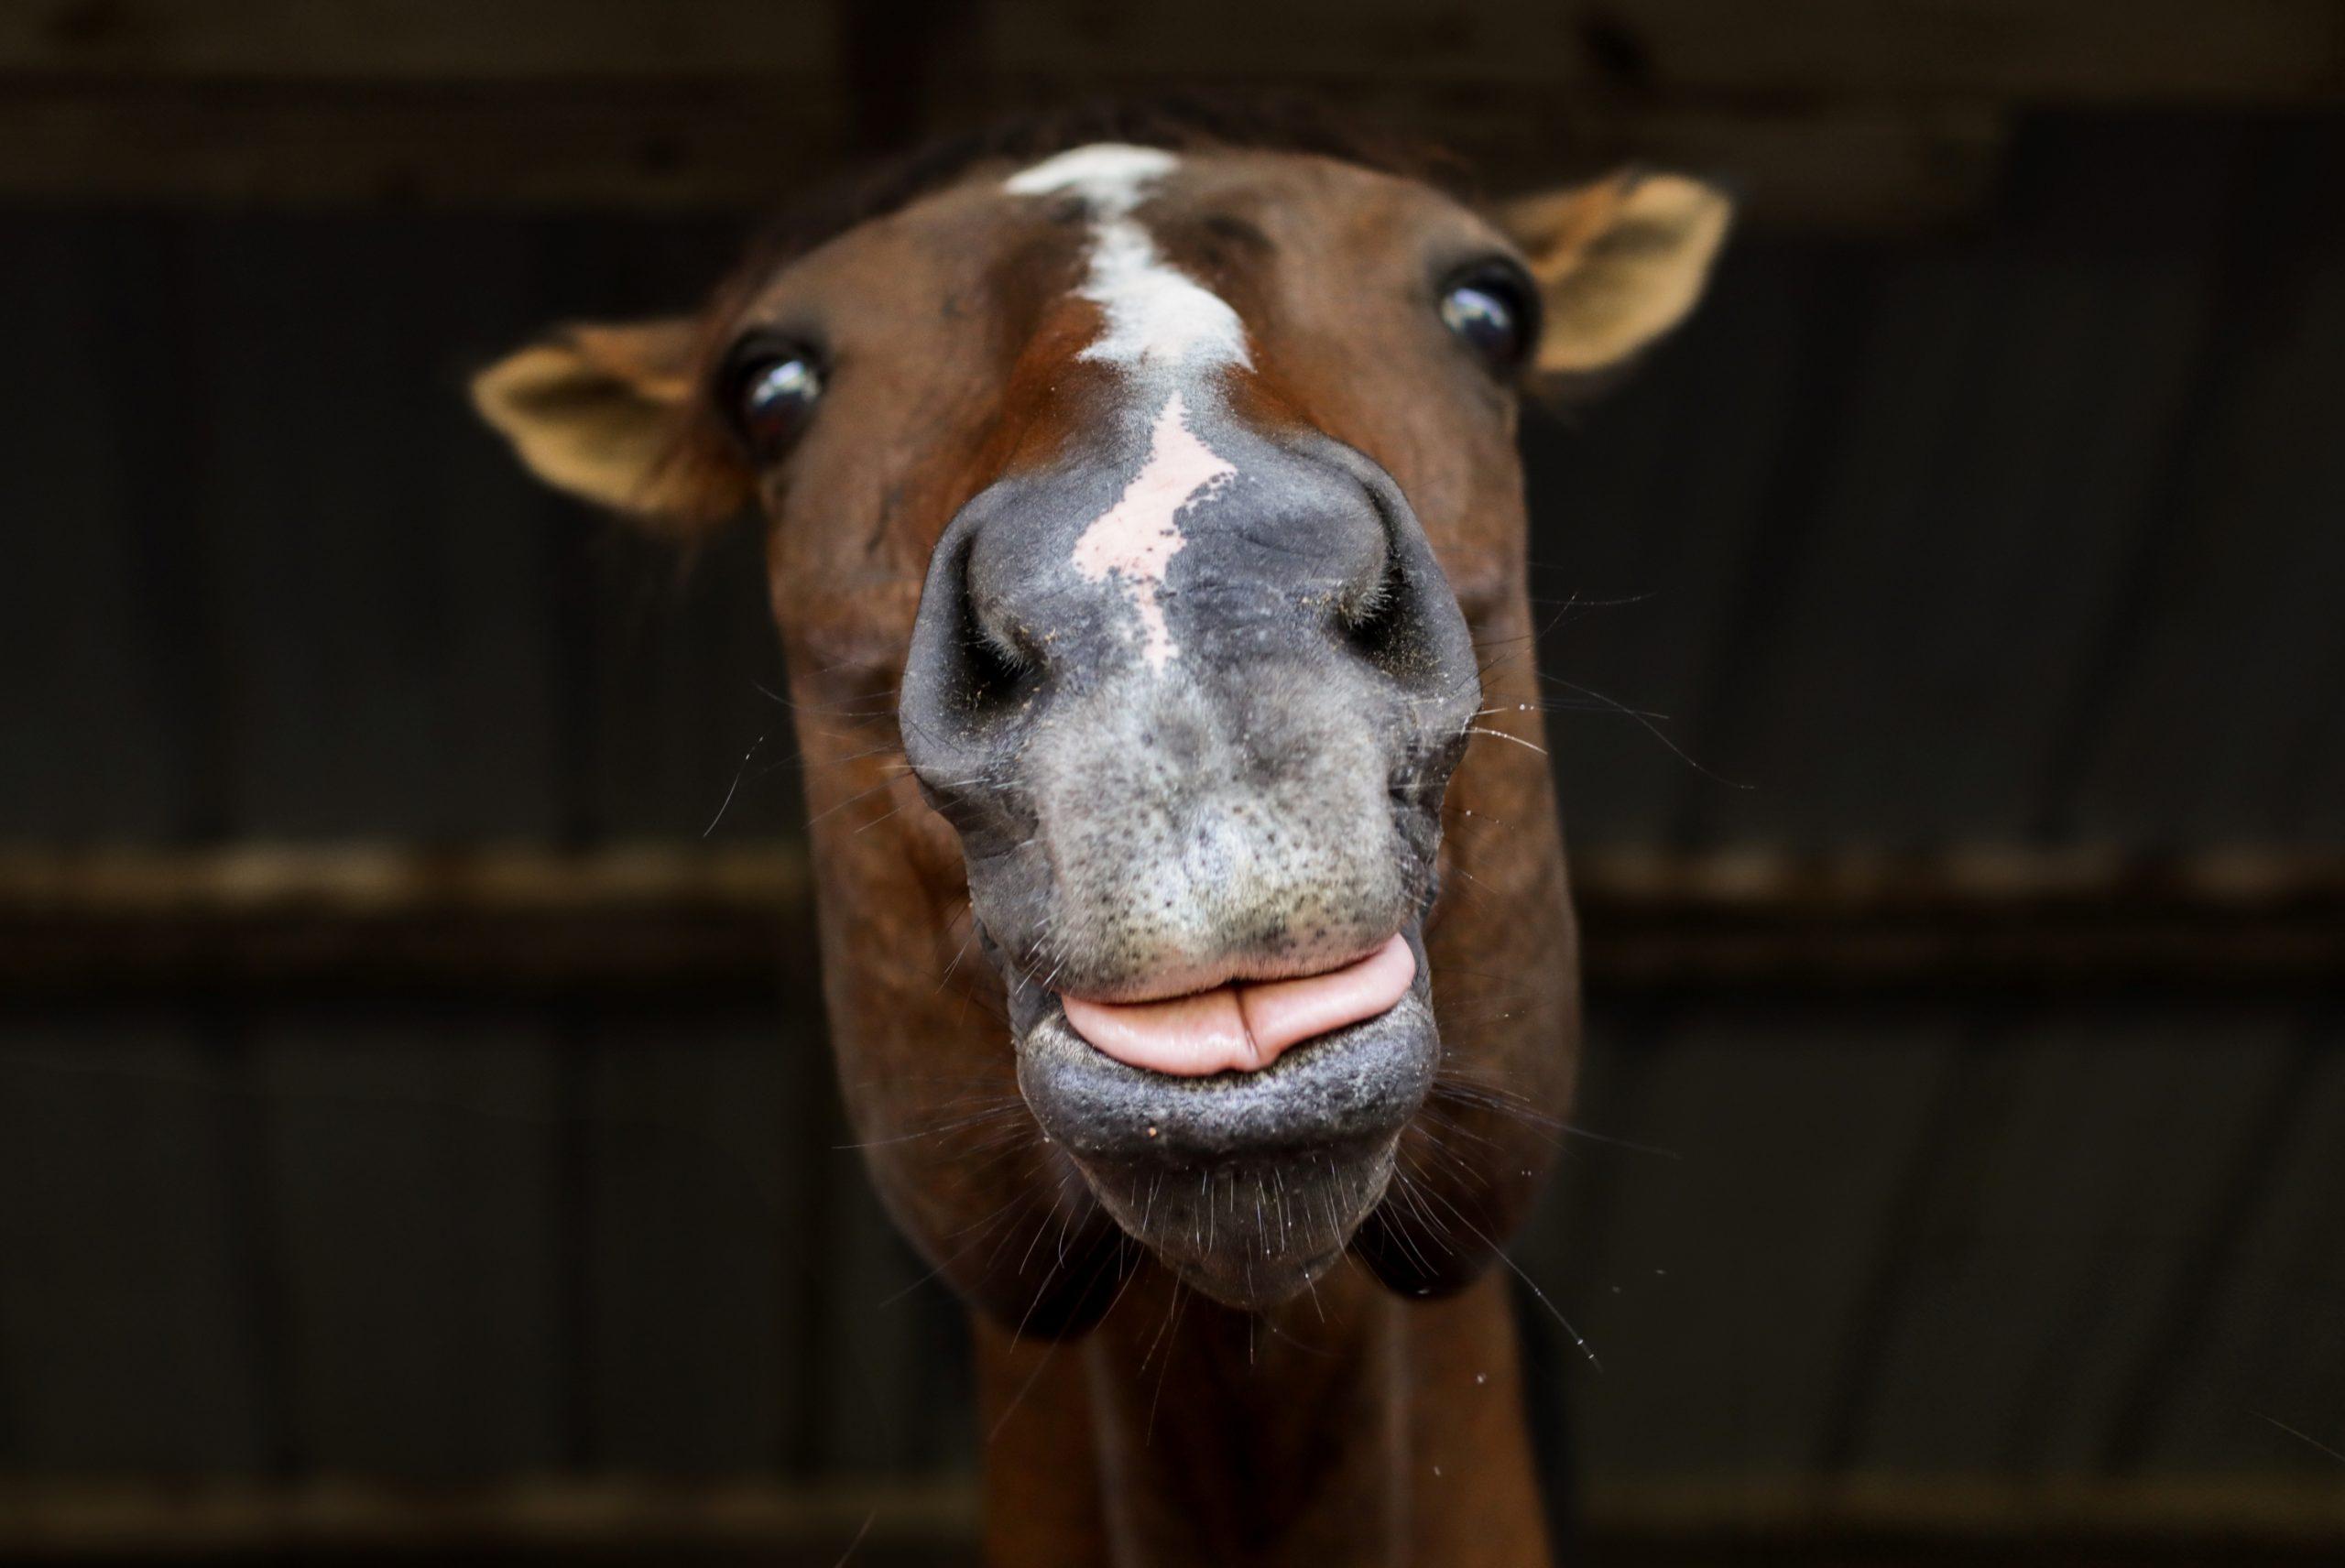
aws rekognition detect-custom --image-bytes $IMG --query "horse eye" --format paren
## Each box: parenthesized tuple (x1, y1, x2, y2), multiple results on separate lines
(730, 349, 824, 459)
(1439, 272, 1533, 372)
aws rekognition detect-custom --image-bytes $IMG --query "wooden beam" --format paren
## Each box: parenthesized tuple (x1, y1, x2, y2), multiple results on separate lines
(1575, 845, 2345, 991)
(1588, 1475, 2345, 1548)
(4, 1476, 2345, 1563)
(0, 1478, 974, 1563)
(0, 1, 840, 81)
(0, 82, 850, 210)
(988, 0, 2345, 103)
(0, 1, 2325, 224)
(3, 1, 2336, 103)
(1478, 99, 2009, 231)
(1, 844, 2340, 998)
(0, 81, 1999, 228)
(0, 844, 815, 997)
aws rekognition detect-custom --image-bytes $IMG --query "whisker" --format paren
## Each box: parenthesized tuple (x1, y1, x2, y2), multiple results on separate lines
(702, 733, 768, 838)
(2258, 1413, 2345, 1465)
(1467, 724, 1547, 757)
(1535, 672, 1750, 788)
(1401, 1153, 1600, 1370)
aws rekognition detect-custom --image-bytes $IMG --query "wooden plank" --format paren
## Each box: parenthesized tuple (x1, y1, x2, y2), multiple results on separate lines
(0, 213, 200, 837)
(0, 1478, 975, 1563)
(2064, 123, 2345, 844)
(1552, 1002, 1960, 1474)
(1584, 1475, 2345, 1563)
(451, 214, 802, 842)
(0, 848, 814, 997)
(499, 215, 768, 844)
(1523, 235, 1849, 844)
(0, 1, 838, 81)
(1674, 204, 1999, 844)
(0, 6, 2324, 225)
(579, 1011, 813, 1473)
(1844, 1004, 2299, 1471)
(2141, 1007, 2345, 1472)
(2300, 661, 2345, 841)
(804, 1149, 965, 1473)
(2009, 1007, 2308, 1471)
(0, 83, 848, 211)
(251, 1014, 564, 1475)
(1595, 0, 2345, 103)
(571, 520, 797, 841)
(0, 83, 2006, 226)
(0, 1, 2336, 104)
(10, 1474, 2345, 1561)
(180, 213, 584, 838)
(3, 844, 2343, 996)
(0, 844, 814, 917)
(988, 0, 2345, 102)
(1685, 119, 2237, 847)
(0, 1021, 261, 1470)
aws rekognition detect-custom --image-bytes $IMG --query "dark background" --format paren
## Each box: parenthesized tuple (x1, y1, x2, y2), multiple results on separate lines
(3, 3, 2343, 1563)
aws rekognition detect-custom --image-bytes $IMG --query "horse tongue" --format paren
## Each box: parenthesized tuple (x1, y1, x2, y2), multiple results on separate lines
(1059, 987, 1258, 1078)
(1058, 934, 1416, 1078)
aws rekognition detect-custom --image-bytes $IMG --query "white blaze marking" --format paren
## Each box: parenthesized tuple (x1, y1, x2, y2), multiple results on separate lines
(1073, 391, 1234, 671)
(1003, 143, 1175, 209)
(1005, 144, 1253, 672)
(1002, 144, 1252, 379)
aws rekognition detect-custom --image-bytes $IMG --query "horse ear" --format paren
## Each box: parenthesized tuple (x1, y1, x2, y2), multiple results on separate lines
(1498, 169, 1732, 378)
(471, 318, 752, 531)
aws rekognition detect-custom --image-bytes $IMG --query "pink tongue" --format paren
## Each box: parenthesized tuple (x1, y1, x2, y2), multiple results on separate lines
(1059, 934, 1416, 1077)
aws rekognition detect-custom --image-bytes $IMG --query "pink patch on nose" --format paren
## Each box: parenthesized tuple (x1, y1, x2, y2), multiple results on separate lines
(1058, 934, 1417, 1077)
(1071, 391, 1234, 671)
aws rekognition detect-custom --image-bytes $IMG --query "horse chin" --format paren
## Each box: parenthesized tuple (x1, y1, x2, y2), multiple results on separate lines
(1009, 928, 1441, 1312)
(1076, 1130, 1402, 1311)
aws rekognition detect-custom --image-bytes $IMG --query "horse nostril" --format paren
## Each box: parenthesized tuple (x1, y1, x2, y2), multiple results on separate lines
(1249, 440, 1478, 729)
(964, 583, 1045, 714)
(1327, 516, 1476, 725)
(967, 627, 1033, 706)
(1336, 549, 1414, 671)
(901, 508, 1038, 811)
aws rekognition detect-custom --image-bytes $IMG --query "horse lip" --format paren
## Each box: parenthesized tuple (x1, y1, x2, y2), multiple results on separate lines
(1053, 932, 1416, 1078)
(1053, 935, 1402, 1009)
(1009, 923, 1437, 1167)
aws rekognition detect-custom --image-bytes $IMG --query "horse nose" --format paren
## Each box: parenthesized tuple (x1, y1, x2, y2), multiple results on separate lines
(900, 434, 1479, 820)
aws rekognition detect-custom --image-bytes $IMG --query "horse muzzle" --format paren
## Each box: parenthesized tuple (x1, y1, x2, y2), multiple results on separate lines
(898, 419, 1479, 1308)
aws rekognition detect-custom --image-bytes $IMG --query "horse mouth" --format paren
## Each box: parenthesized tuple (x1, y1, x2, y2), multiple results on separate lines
(1056, 932, 1417, 1077)
(1009, 925, 1440, 1309)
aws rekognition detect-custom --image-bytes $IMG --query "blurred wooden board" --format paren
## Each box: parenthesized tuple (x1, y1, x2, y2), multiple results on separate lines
(5, 1475, 2345, 1563)
(1544, 1004, 1964, 1474)
(0, 2, 842, 81)
(0, 1, 2334, 100)
(0, 2, 2337, 222)
(2, 844, 2343, 996)
(579, 1013, 819, 1474)
(249, 1016, 565, 1476)
(0, 1024, 263, 1471)
(987, 0, 2345, 101)
(0, 82, 2001, 229)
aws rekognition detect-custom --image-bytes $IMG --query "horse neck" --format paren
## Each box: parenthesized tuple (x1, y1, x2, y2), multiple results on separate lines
(976, 1265, 1551, 1568)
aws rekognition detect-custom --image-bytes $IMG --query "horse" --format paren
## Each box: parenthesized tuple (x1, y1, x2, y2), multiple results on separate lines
(474, 101, 1728, 1567)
